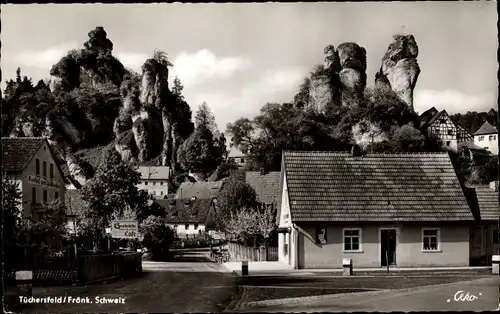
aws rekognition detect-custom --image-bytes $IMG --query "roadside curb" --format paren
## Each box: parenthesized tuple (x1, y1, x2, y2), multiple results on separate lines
(238, 276, 499, 310)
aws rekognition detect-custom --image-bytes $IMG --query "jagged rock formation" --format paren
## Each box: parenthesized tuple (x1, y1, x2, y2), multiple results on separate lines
(375, 34, 420, 110)
(306, 42, 367, 113)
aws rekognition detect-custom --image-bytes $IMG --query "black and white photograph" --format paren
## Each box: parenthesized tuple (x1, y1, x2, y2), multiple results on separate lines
(1, 2, 499, 312)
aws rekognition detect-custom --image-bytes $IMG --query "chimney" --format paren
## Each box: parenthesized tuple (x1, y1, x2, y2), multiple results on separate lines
(489, 181, 498, 192)
(351, 144, 362, 157)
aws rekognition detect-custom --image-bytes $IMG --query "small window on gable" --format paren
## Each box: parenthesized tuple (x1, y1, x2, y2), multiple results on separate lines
(440, 119, 446, 124)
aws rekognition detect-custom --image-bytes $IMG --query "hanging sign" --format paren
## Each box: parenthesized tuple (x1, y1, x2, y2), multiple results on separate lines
(111, 220, 139, 239)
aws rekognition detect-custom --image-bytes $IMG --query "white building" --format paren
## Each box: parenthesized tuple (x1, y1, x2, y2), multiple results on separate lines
(227, 146, 248, 168)
(2, 137, 68, 223)
(474, 121, 498, 155)
(137, 166, 171, 199)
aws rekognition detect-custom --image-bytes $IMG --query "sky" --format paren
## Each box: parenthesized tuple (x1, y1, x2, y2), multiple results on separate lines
(2, 2, 498, 134)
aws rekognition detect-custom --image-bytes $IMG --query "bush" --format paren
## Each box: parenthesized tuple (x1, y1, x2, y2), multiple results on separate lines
(140, 215, 174, 260)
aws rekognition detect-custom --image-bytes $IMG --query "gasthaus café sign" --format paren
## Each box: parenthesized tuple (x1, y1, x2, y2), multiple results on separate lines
(111, 220, 139, 239)
(27, 175, 61, 189)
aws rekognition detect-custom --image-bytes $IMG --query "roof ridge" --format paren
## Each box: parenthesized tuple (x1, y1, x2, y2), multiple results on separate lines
(2, 136, 46, 140)
(283, 150, 449, 155)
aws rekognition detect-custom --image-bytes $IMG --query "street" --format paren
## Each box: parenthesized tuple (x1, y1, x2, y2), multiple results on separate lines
(13, 249, 239, 313)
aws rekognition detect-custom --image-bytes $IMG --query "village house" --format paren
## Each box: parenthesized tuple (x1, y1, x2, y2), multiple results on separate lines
(136, 166, 171, 199)
(156, 197, 216, 238)
(474, 121, 498, 155)
(2, 137, 68, 223)
(276, 150, 475, 269)
(419, 107, 473, 151)
(227, 146, 248, 168)
(468, 182, 499, 266)
(175, 181, 224, 199)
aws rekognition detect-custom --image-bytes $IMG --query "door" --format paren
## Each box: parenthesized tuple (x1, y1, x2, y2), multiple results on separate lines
(381, 229, 397, 267)
(470, 226, 484, 265)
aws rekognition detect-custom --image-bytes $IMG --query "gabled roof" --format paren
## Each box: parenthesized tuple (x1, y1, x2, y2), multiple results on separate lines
(245, 171, 281, 204)
(155, 198, 214, 224)
(175, 181, 224, 199)
(282, 151, 474, 222)
(137, 166, 171, 180)
(419, 107, 439, 128)
(475, 121, 497, 136)
(426, 110, 448, 127)
(2, 137, 45, 173)
(475, 186, 498, 221)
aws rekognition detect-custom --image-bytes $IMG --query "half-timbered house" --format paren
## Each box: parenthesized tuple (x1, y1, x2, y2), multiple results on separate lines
(419, 107, 473, 151)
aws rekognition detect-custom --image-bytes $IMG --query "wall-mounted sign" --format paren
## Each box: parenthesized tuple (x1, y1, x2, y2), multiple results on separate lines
(111, 220, 139, 239)
(27, 175, 61, 189)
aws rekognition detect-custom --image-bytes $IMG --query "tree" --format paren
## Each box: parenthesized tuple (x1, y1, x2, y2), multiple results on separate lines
(80, 149, 150, 250)
(171, 76, 184, 99)
(177, 102, 224, 179)
(215, 172, 258, 231)
(2, 178, 24, 272)
(225, 204, 277, 247)
(140, 215, 174, 260)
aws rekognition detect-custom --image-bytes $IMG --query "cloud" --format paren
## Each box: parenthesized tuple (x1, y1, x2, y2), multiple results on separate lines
(15, 42, 80, 69)
(170, 49, 251, 87)
(414, 89, 496, 114)
(184, 66, 308, 131)
(115, 52, 149, 72)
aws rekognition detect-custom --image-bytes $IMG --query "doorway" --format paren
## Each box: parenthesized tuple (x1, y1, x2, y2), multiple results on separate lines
(381, 229, 397, 267)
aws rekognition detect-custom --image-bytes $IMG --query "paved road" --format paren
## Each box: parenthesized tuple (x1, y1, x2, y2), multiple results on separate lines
(11, 249, 239, 313)
(236, 276, 500, 312)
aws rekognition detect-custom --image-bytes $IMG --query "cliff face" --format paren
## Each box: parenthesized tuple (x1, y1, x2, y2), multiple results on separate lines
(306, 42, 367, 113)
(6, 27, 186, 184)
(376, 34, 420, 110)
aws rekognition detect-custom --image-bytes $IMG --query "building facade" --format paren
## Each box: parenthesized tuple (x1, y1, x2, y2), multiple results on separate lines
(474, 121, 498, 155)
(277, 151, 474, 269)
(137, 166, 171, 199)
(228, 146, 248, 168)
(420, 108, 473, 151)
(2, 137, 67, 222)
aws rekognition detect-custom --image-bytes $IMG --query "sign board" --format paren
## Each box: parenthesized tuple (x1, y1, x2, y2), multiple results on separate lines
(111, 220, 139, 239)
(27, 175, 61, 189)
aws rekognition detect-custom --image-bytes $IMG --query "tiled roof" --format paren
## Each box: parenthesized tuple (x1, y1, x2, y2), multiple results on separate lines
(282, 151, 474, 222)
(475, 186, 499, 221)
(419, 107, 439, 128)
(2, 137, 45, 173)
(245, 171, 281, 204)
(138, 166, 171, 180)
(475, 121, 497, 136)
(175, 181, 224, 199)
(65, 189, 88, 216)
(155, 198, 214, 224)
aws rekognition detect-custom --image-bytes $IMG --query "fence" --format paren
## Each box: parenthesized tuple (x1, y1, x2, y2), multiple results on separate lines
(227, 242, 278, 262)
(77, 253, 142, 283)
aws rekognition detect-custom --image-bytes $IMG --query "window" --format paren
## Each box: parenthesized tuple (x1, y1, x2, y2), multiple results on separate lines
(43, 161, 47, 177)
(240, 158, 245, 163)
(49, 163, 54, 179)
(435, 128, 440, 134)
(457, 133, 461, 140)
(229, 157, 235, 163)
(494, 230, 499, 244)
(194, 224, 199, 230)
(446, 141, 451, 146)
(153, 181, 156, 186)
(160, 191, 164, 196)
(36, 159, 40, 175)
(32, 187, 37, 203)
(145, 181, 148, 185)
(43, 190, 48, 203)
(489, 135, 496, 141)
(422, 228, 440, 251)
(479, 136, 484, 141)
(55, 192, 59, 199)
(284, 235, 289, 255)
(447, 130, 454, 136)
(160, 181, 163, 186)
(343, 229, 362, 252)
(484, 147, 489, 150)
(440, 119, 446, 124)
(185, 224, 189, 230)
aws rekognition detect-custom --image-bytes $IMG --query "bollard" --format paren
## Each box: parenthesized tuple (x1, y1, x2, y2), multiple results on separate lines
(492, 255, 500, 274)
(241, 260, 249, 276)
(16, 270, 33, 298)
(342, 258, 353, 276)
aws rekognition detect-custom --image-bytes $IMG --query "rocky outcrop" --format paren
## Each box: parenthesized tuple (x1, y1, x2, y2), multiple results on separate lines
(375, 34, 420, 110)
(306, 43, 367, 113)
